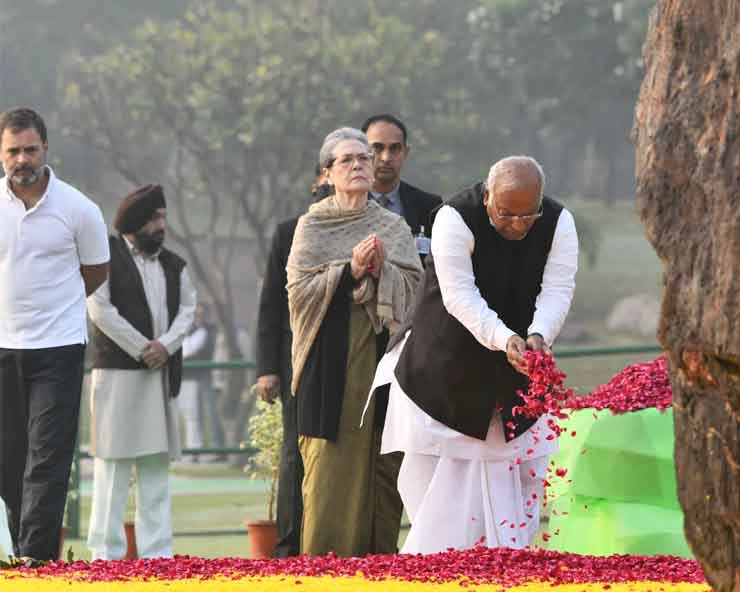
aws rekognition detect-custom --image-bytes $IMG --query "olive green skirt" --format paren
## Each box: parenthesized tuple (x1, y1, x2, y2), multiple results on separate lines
(299, 304, 403, 557)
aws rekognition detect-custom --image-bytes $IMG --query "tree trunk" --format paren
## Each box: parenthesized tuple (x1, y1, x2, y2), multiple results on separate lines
(633, 2, 739, 591)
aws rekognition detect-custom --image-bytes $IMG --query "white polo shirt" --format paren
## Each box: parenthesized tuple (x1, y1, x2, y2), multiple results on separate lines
(0, 166, 110, 349)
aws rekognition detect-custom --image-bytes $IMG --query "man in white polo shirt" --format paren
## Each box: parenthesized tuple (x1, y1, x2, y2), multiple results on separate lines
(0, 107, 110, 561)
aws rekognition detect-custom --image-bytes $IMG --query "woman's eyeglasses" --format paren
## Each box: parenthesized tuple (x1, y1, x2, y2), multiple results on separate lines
(328, 152, 374, 170)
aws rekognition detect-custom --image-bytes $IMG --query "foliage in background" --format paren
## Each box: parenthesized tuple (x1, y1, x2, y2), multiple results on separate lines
(59, 0, 651, 282)
(0, 0, 190, 185)
(62, 0, 447, 440)
(3, 0, 655, 202)
(0, 0, 659, 435)
(467, 0, 654, 201)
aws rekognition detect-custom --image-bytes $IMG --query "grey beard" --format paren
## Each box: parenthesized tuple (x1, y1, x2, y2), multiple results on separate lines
(11, 167, 42, 186)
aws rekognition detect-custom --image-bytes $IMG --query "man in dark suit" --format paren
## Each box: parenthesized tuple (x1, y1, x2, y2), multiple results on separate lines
(254, 171, 332, 557)
(361, 114, 441, 246)
(358, 115, 442, 552)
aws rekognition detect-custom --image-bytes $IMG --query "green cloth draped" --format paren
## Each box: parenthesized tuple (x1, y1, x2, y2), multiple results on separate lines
(546, 407, 692, 557)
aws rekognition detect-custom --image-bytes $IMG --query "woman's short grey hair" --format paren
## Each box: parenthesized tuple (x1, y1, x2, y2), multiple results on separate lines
(486, 156, 546, 199)
(318, 127, 370, 169)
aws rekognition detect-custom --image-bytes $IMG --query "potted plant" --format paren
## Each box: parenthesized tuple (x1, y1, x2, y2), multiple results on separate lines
(244, 390, 283, 558)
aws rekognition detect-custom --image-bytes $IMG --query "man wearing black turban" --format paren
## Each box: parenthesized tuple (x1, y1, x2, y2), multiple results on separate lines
(114, 183, 166, 233)
(86, 184, 197, 560)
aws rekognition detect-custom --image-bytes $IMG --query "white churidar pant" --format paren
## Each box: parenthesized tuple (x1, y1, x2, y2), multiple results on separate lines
(86, 453, 172, 560)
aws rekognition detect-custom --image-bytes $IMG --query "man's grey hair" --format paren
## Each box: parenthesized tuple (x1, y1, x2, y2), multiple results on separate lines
(318, 127, 370, 169)
(486, 156, 546, 199)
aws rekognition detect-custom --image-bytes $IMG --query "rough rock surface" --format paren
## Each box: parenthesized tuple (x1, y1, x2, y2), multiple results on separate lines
(633, 2, 739, 590)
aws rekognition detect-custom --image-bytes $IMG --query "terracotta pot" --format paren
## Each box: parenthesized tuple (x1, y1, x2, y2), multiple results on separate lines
(246, 519, 278, 559)
(124, 521, 138, 560)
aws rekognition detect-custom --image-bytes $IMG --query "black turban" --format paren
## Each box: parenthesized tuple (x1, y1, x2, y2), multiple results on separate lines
(114, 184, 166, 234)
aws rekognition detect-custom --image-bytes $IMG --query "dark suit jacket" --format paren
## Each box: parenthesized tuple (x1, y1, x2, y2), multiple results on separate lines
(398, 180, 442, 236)
(256, 217, 298, 390)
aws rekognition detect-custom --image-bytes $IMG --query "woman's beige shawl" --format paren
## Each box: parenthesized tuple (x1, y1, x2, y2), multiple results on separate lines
(287, 197, 423, 394)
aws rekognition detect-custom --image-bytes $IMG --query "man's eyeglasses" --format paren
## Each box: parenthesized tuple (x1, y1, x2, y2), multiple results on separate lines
(490, 196, 543, 223)
(328, 152, 374, 170)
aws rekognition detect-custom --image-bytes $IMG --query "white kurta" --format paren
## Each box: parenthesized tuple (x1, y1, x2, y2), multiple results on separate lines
(373, 204, 578, 555)
(87, 243, 196, 460)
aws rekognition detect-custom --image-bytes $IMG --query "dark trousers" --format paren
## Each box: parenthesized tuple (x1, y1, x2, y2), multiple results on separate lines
(274, 390, 303, 557)
(0, 344, 85, 560)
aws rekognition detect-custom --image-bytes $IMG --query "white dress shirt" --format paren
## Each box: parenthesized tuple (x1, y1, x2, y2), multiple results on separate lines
(431, 205, 578, 351)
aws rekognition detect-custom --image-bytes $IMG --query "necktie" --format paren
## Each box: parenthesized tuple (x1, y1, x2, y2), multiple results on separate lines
(378, 193, 391, 208)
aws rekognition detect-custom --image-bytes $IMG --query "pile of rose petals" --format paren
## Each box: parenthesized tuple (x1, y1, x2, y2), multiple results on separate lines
(514, 353, 672, 419)
(568, 356, 672, 414)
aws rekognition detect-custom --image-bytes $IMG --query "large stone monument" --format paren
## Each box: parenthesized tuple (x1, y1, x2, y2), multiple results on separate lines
(633, 2, 739, 590)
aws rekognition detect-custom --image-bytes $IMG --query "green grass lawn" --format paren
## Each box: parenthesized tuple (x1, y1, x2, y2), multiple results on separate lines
(62, 534, 250, 561)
